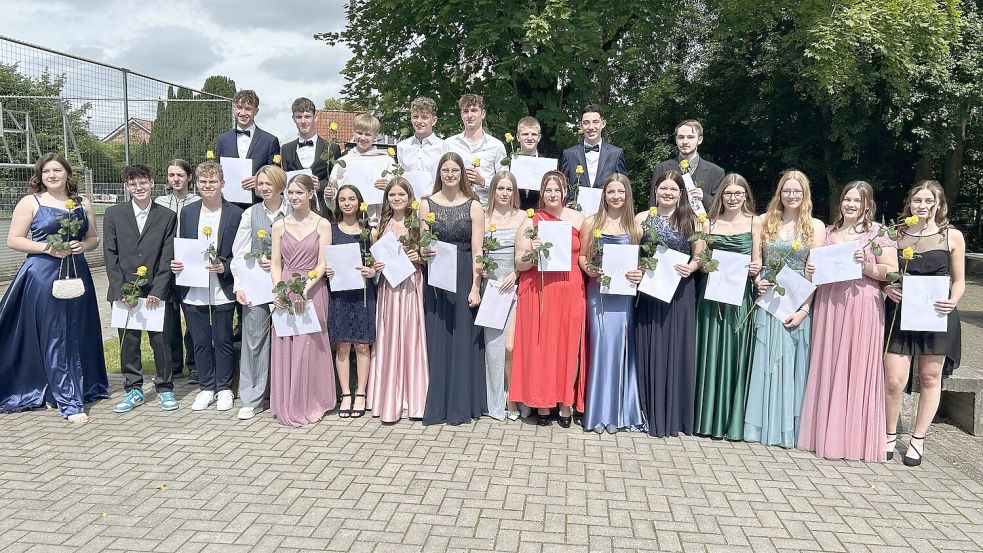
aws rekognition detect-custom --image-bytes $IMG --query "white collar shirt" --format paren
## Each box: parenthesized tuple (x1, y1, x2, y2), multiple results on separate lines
(236, 124, 257, 159)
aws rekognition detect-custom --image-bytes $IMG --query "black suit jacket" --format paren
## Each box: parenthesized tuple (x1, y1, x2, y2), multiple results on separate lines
(561, 141, 628, 189)
(281, 136, 343, 217)
(104, 202, 177, 302)
(216, 126, 281, 204)
(176, 200, 243, 301)
(649, 156, 725, 210)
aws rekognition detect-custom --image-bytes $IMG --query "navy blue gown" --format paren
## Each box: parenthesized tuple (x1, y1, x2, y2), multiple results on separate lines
(327, 223, 377, 343)
(0, 200, 109, 417)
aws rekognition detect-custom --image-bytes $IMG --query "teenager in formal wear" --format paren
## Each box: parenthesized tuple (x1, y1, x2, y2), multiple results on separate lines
(230, 165, 291, 420)
(560, 104, 627, 194)
(327, 185, 378, 418)
(798, 181, 896, 461)
(511, 171, 587, 427)
(280, 97, 342, 217)
(215, 89, 281, 208)
(480, 172, 526, 421)
(512, 116, 544, 210)
(649, 120, 725, 211)
(170, 161, 244, 412)
(105, 165, 178, 413)
(366, 178, 429, 422)
(883, 180, 965, 467)
(420, 152, 487, 425)
(441, 94, 506, 207)
(156, 159, 199, 381)
(634, 171, 704, 438)
(269, 174, 337, 427)
(693, 174, 761, 440)
(579, 174, 646, 433)
(0, 153, 109, 423)
(744, 171, 824, 447)
(326, 113, 394, 224)
(396, 97, 444, 179)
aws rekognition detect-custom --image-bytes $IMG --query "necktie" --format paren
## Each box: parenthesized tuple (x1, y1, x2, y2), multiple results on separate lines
(584, 144, 599, 153)
(235, 129, 251, 137)
(298, 140, 314, 148)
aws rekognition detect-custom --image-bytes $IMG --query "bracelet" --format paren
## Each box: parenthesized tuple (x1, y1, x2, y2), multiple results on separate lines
(797, 307, 809, 314)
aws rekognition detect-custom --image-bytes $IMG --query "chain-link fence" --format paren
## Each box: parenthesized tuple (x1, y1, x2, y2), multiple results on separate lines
(0, 35, 234, 277)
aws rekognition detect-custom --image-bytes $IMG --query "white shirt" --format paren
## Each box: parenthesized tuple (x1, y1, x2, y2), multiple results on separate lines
(584, 139, 602, 186)
(184, 209, 233, 306)
(236, 124, 256, 159)
(327, 147, 396, 226)
(441, 131, 506, 207)
(155, 192, 200, 235)
(132, 200, 151, 234)
(231, 201, 292, 294)
(397, 133, 444, 178)
(296, 134, 317, 169)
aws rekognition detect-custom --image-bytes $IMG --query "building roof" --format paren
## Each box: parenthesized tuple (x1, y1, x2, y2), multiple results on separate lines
(100, 117, 154, 144)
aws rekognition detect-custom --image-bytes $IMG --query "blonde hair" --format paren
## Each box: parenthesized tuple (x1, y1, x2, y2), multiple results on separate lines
(377, 177, 416, 235)
(195, 160, 223, 181)
(255, 165, 287, 194)
(353, 112, 380, 134)
(832, 180, 876, 233)
(487, 171, 520, 215)
(762, 170, 815, 244)
(901, 179, 951, 230)
(708, 173, 756, 219)
(410, 97, 437, 116)
(582, 174, 642, 255)
(516, 116, 540, 133)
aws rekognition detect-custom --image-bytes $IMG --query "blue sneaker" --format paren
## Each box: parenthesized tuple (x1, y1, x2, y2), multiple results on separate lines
(112, 389, 145, 413)
(158, 391, 179, 411)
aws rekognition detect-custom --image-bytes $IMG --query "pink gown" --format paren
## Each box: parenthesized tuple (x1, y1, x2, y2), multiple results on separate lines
(797, 224, 893, 461)
(366, 219, 429, 422)
(270, 231, 337, 427)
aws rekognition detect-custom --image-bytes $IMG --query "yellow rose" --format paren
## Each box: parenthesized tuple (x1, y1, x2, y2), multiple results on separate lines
(526, 208, 535, 218)
(135, 265, 148, 277)
(256, 229, 267, 240)
(273, 154, 282, 165)
(648, 207, 657, 217)
(329, 121, 338, 132)
(679, 159, 690, 171)
(426, 212, 436, 224)
(790, 239, 802, 251)
(904, 215, 919, 226)
(697, 212, 707, 223)
(206, 150, 215, 160)
(902, 246, 915, 260)
(308, 270, 319, 280)
(592, 229, 602, 239)
(505, 132, 514, 143)
(575, 165, 584, 175)
(359, 202, 368, 212)
(489, 223, 497, 233)
(411, 200, 420, 210)
(202, 226, 213, 237)
(471, 157, 481, 168)
(387, 147, 396, 157)
(64, 199, 75, 210)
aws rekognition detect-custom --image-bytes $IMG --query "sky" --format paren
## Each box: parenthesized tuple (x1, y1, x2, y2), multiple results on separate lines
(0, 0, 351, 141)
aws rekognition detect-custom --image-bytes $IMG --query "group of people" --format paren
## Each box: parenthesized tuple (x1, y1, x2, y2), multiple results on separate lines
(0, 90, 965, 468)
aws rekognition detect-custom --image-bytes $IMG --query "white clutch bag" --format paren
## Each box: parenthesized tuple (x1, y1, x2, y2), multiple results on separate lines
(52, 254, 86, 299)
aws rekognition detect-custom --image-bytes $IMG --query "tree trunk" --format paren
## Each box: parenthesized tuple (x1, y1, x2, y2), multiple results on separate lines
(914, 151, 935, 182)
(942, 114, 968, 207)
(825, 144, 839, 221)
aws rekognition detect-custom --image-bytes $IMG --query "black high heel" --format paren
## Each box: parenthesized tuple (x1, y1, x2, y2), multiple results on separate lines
(338, 393, 353, 418)
(352, 393, 367, 418)
(903, 435, 925, 467)
(886, 432, 897, 461)
(537, 411, 552, 426)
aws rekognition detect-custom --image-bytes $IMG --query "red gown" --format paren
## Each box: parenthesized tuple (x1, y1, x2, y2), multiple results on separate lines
(509, 210, 588, 410)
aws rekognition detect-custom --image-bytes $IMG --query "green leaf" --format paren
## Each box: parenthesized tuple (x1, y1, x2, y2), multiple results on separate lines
(872, 242, 882, 256)
(886, 271, 902, 284)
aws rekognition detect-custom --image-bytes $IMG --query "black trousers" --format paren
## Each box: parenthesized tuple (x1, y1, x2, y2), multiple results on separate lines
(119, 304, 174, 393)
(165, 300, 196, 372)
(184, 303, 236, 392)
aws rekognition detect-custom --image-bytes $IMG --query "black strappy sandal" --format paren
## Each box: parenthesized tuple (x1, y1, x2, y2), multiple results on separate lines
(903, 434, 925, 467)
(886, 432, 897, 461)
(352, 393, 367, 418)
(338, 393, 353, 419)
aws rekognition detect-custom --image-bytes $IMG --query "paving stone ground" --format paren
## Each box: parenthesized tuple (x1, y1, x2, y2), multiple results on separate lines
(2, 275, 982, 553)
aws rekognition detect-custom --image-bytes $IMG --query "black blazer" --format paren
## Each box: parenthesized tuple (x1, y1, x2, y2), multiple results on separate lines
(216, 126, 281, 204)
(176, 200, 243, 301)
(649, 156, 725, 210)
(560, 141, 628, 189)
(104, 202, 177, 302)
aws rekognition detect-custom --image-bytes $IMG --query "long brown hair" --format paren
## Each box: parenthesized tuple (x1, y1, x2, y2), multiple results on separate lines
(537, 170, 568, 209)
(761, 170, 815, 244)
(287, 173, 318, 212)
(901, 179, 950, 231)
(432, 152, 478, 200)
(583, 174, 642, 254)
(707, 173, 756, 219)
(831, 180, 876, 233)
(377, 177, 416, 236)
(651, 170, 696, 237)
(29, 153, 80, 201)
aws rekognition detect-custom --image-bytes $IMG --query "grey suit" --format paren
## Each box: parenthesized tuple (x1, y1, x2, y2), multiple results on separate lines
(649, 156, 725, 210)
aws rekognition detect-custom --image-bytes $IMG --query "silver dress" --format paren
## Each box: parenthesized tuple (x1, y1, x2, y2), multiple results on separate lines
(482, 227, 517, 420)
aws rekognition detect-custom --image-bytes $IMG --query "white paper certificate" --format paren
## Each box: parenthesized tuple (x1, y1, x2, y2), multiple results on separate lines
(345, 158, 390, 205)
(427, 240, 458, 292)
(285, 168, 313, 184)
(757, 266, 817, 321)
(537, 221, 572, 272)
(475, 279, 516, 330)
(637, 245, 690, 303)
(369, 232, 416, 288)
(601, 244, 639, 296)
(236, 258, 275, 305)
(220, 157, 253, 204)
(900, 275, 949, 332)
(510, 156, 558, 191)
(173, 238, 210, 287)
(703, 249, 751, 306)
(110, 299, 166, 332)
(324, 243, 365, 292)
(681, 173, 706, 216)
(578, 187, 603, 218)
(271, 300, 322, 337)
(404, 170, 433, 200)
(811, 241, 863, 286)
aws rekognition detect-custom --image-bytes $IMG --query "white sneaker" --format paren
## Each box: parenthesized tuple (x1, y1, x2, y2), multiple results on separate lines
(216, 390, 234, 411)
(237, 406, 256, 420)
(191, 390, 214, 411)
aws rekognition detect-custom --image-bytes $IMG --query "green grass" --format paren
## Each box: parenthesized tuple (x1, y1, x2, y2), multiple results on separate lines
(103, 333, 159, 375)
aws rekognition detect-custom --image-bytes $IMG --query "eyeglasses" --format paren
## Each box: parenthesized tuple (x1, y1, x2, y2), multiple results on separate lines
(722, 192, 745, 199)
(781, 190, 804, 197)
(440, 168, 462, 175)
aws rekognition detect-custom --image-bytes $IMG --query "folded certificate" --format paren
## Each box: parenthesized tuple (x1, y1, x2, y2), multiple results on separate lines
(324, 243, 365, 292)
(173, 238, 210, 287)
(757, 266, 817, 321)
(511, 156, 558, 191)
(681, 173, 706, 216)
(475, 279, 516, 330)
(285, 168, 313, 183)
(900, 275, 949, 332)
(703, 250, 751, 306)
(236, 258, 275, 305)
(404, 170, 433, 201)
(811, 241, 863, 285)
(110, 299, 165, 332)
(578, 187, 603, 218)
(537, 221, 572, 272)
(427, 240, 458, 292)
(345, 158, 390, 205)
(369, 232, 415, 288)
(601, 243, 639, 296)
(271, 300, 322, 337)
(637, 245, 690, 303)
(220, 157, 253, 204)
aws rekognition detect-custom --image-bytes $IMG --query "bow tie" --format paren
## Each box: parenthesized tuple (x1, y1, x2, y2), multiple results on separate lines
(584, 144, 599, 153)
(235, 129, 251, 137)
(298, 140, 314, 148)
